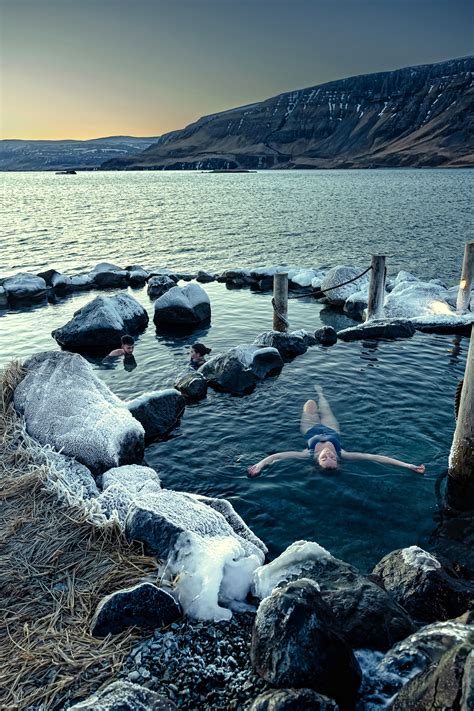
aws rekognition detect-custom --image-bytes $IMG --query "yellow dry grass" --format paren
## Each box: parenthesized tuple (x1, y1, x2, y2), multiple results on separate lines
(0, 360, 158, 710)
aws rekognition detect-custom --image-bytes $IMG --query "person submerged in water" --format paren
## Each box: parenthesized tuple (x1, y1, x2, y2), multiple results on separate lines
(190, 342, 212, 370)
(247, 384, 426, 477)
(107, 334, 135, 357)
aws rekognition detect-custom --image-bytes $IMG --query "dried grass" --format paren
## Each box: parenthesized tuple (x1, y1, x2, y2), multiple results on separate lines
(0, 360, 158, 710)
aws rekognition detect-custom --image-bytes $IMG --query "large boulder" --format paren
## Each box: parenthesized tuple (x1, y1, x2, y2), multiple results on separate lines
(174, 370, 208, 400)
(384, 280, 453, 318)
(91, 582, 181, 637)
(249, 688, 338, 711)
(69, 681, 177, 710)
(125, 489, 266, 621)
(147, 275, 176, 300)
(14, 351, 145, 474)
(320, 266, 370, 306)
(125, 264, 149, 287)
(200, 345, 283, 395)
(372, 546, 474, 623)
(314, 326, 337, 346)
(251, 578, 361, 709)
(37, 268, 68, 290)
(89, 262, 129, 288)
(252, 541, 415, 651)
(127, 389, 185, 439)
(337, 318, 416, 342)
(153, 283, 211, 329)
(62, 273, 96, 292)
(52, 293, 149, 352)
(253, 330, 316, 360)
(2, 272, 48, 302)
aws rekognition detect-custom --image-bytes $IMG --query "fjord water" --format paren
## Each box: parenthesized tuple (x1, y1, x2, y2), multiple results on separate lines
(1, 170, 472, 570)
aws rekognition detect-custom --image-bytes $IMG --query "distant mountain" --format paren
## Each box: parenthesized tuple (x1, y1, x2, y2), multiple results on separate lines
(0, 135, 160, 171)
(103, 57, 473, 170)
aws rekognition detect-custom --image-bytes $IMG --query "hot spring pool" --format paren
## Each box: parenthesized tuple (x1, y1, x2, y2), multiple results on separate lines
(0, 281, 467, 571)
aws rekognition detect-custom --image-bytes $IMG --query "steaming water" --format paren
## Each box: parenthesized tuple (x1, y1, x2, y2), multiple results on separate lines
(1, 169, 472, 571)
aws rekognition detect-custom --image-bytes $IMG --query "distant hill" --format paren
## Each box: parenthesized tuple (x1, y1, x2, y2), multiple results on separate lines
(103, 57, 473, 170)
(0, 135, 160, 171)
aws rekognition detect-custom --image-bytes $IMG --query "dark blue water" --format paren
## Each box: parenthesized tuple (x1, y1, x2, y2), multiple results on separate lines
(0, 280, 466, 571)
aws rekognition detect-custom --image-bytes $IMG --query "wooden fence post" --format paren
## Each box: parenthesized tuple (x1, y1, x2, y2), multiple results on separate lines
(456, 240, 474, 313)
(446, 325, 474, 510)
(366, 254, 386, 321)
(273, 272, 289, 332)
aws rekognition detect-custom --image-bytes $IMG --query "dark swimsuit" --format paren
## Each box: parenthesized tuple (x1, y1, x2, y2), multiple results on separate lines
(305, 424, 343, 459)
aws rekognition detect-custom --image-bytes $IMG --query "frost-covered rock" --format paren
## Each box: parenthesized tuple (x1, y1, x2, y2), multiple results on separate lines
(147, 275, 176, 300)
(52, 293, 149, 351)
(89, 262, 129, 288)
(251, 578, 361, 707)
(126, 265, 149, 287)
(37, 268, 68, 290)
(127, 389, 185, 439)
(97, 483, 135, 526)
(69, 680, 178, 710)
(337, 318, 416, 342)
(249, 688, 338, 711)
(45, 449, 99, 500)
(314, 326, 338, 346)
(3, 272, 48, 302)
(343, 289, 369, 317)
(0, 286, 8, 308)
(174, 370, 208, 400)
(14, 351, 145, 474)
(253, 330, 313, 360)
(393, 270, 420, 285)
(218, 268, 252, 288)
(102, 464, 161, 496)
(153, 283, 211, 329)
(410, 312, 474, 335)
(252, 540, 415, 651)
(384, 280, 453, 319)
(91, 583, 181, 637)
(320, 265, 370, 305)
(200, 345, 283, 395)
(372, 546, 474, 623)
(62, 273, 96, 292)
(288, 269, 319, 290)
(125, 489, 265, 621)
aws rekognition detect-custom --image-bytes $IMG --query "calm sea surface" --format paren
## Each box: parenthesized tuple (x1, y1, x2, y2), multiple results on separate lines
(1, 170, 472, 570)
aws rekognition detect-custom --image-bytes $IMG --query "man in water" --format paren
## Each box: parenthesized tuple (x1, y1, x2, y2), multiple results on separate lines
(107, 334, 135, 357)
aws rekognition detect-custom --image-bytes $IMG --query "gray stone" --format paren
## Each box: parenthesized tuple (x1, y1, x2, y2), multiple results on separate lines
(337, 318, 415, 341)
(127, 389, 185, 439)
(200, 345, 283, 395)
(147, 275, 176, 299)
(196, 270, 216, 283)
(153, 283, 211, 329)
(314, 326, 337, 346)
(174, 370, 208, 400)
(69, 680, 178, 710)
(14, 351, 144, 474)
(249, 688, 339, 711)
(52, 293, 149, 351)
(253, 330, 309, 360)
(0, 286, 8, 309)
(89, 262, 130, 288)
(91, 583, 182, 637)
(372, 546, 474, 623)
(3, 272, 48, 302)
(37, 268, 68, 290)
(251, 579, 361, 708)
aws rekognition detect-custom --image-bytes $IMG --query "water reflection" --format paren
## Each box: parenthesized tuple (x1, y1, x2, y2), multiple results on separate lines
(360, 340, 379, 364)
(447, 335, 463, 364)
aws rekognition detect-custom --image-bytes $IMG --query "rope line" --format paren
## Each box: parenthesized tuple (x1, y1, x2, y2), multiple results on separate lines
(271, 297, 290, 328)
(289, 265, 373, 300)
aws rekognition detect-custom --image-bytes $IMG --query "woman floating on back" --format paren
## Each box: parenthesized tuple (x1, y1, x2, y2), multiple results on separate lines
(247, 384, 426, 477)
(190, 342, 212, 370)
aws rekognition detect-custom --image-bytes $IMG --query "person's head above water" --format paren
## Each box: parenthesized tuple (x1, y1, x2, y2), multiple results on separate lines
(315, 445, 339, 470)
(191, 342, 211, 360)
(121, 334, 135, 355)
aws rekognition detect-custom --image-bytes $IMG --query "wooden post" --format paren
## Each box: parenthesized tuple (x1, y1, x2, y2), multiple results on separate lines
(273, 272, 289, 332)
(366, 254, 386, 321)
(446, 325, 474, 511)
(456, 241, 474, 313)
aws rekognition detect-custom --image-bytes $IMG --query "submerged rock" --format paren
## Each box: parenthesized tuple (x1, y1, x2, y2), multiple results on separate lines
(249, 688, 338, 710)
(253, 330, 313, 360)
(14, 351, 145, 474)
(251, 578, 361, 708)
(252, 540, 415, 651)
(200, 345, 283, 395)
(174, 370, 208, 400)
(314, 326, 338, 346)
(337, 318, 416, 341)
(196, 270, 215, 283)
(0, 286, 7, 308)
(70, 680, 177, 710)
(147, 274, 176, 299)
(3, 272, 48, 302)
(91, 582, 181, 637)
(153, 283, 211, 329)
(127, 389, 185, 439)
(372, 546, 474, 623)
(89, 262, 129, 288)
(37, 268, 68, 290)
(52, 293, 149, 352)
(126, 264, 149, 287)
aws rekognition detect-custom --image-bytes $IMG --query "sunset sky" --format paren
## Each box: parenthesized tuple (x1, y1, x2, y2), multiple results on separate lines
(1, 0, 472, 140)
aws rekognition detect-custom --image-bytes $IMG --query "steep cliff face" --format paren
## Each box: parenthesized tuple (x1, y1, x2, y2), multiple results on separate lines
(103, 57, 473, 170)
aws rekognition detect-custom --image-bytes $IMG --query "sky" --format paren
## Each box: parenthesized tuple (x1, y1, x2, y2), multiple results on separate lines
(1, 0, 472, 140)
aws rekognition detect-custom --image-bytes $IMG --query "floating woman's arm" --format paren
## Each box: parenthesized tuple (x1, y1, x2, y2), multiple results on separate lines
(341, 450, 425, 474)
(247, 450, 310, 477)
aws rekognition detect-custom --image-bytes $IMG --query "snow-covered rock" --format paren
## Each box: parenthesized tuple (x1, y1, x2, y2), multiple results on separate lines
(62, 273, 96, 292)
(384, 281, 453, 319)
(127, 389, 185, 439)
(0, 286, 7, 308)
(344, 288, 369, 317)
(2, 272, 48, 302)
(320, 265, 370, 305)
(88, 262, 129, 288)
(153, 283, 211, 329)
(125, 264, 149, 287)
(14, 351, 145, 474)
(174, 370, 208, 400)
(52, 293, 149, 351)
(253, 330, 315, 359)
(338, 318, 416, 341)
(102, 464, 161, 496)
(147, 274, 176, 300)
(37, 268, 68, 290)
(288, 269, 319, 289)
(69, 681, 178, 710)
(200, 345, 283, 395)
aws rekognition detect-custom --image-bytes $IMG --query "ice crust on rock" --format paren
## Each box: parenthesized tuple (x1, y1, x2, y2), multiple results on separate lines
(321, 265, 370, 304)
(3, 272, 48, 301)
(14, 351, 145, 473)
(384, 281, 453, 318)
(102, 464, 161, 495)
(252, 540, 331, 599)
(401, 545, 442, 572)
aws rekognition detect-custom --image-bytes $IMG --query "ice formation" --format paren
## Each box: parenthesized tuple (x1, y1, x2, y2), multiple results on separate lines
(401, 546, 442, 572)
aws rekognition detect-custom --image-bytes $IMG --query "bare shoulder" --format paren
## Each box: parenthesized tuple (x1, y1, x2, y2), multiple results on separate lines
(107, 348, 124, 357)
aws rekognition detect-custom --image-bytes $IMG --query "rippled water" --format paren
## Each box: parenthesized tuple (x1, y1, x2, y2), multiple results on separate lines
(1, 170, 471, 571)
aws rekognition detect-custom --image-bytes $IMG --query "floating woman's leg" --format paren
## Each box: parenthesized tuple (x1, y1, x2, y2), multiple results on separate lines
(315, 387, 340, 432)
(300, 399, 320, 434)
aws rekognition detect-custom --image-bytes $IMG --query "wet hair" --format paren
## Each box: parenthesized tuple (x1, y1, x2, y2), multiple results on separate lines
(192, 342, 211, 356)
(121, 335, 135, 346)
